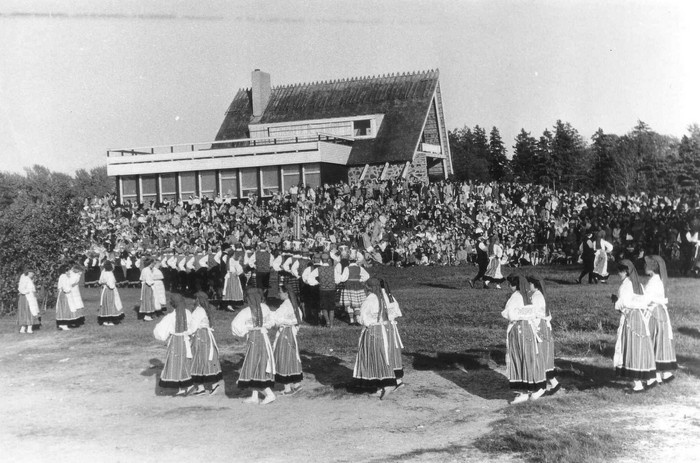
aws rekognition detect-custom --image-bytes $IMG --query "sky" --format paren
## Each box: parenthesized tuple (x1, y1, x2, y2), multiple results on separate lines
(0, 0, 698, 174)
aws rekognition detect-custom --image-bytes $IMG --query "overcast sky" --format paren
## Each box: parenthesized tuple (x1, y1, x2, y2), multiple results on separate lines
(0, 0, 698, 174)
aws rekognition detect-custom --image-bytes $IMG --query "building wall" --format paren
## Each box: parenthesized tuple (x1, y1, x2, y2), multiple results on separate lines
(422, 101, 440, 145)
(407, 152, 429, 184)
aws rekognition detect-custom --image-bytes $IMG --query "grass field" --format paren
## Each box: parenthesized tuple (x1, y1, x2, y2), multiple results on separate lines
(1, 264, 699, 463)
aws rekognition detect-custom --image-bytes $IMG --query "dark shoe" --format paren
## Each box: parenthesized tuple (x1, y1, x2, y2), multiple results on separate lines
(663, 375, 676, 384)
(546, 383, 561, 396)
(209, 384, 220, 395)
(646, 381, 658, 390)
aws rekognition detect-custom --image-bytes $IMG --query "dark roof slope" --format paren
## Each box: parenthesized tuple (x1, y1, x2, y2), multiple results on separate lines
(215, 70, 439, 165)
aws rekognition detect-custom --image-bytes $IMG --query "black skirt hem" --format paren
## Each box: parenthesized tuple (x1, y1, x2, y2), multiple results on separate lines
(192, 372, 223, 384)
(159, 378, 194, 388)
(484, 276, 506, 283)
(509, 380, 547, 391)
(615, 367, 656, 380)
(352, 378, 397, 390)
(655, 361, 677, 371)
(275, 373, 304, 384)
(98, 313, 125, 324)
(56, 317, 85, 328)
(237, 380, 275, 389)
(394, 369, 404, 379)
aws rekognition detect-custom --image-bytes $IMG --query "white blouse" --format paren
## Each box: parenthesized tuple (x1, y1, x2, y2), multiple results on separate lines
(231, 303, 273, 337)
(153, 309, 193, 342)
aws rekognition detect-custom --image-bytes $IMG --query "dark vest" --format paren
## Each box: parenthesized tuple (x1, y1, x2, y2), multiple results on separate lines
(256, 251, 271, 273)
(476, 243, 488, 265)
(318, 266, 336, 291)
(348, 265, 361, 281)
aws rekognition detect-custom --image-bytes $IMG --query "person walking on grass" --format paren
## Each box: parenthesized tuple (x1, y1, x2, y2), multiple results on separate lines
(188, 292, 223, 396)
(139, 257, 157, 321)
(468, 229, 488, 288)
(483, 234, 506, 289)
(17, 268, 40, 334)
(576, 232, 596, 284)
(153, 294, 194, 396)
(352, 278, 398, 400)
(272, 286, 304, 396)
(55, 265, 85, 330)
(501, 274, 547, 403)
(612, 260, 656, 393)
(644, 255, 676, 385)
(381, 279, 405, 390)
(526, 276, 560, 396)
(592, 231, 614, 284)
(231, 288, 276, 405)
(98, 261, 124, 326)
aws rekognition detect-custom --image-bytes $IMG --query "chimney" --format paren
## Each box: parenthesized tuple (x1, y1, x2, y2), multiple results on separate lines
(251, 69, 271, 118)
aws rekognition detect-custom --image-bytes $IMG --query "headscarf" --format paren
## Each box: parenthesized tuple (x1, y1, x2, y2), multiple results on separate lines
(526, 275, 548, 316)
(246, 288, 265, 328)
(506, 274, 531, 305)
(618, 259, 643, 295)
(170, 293, 188, 333)
(194, 291, 214, 329)
(281, 285, 303, 324)
(488, 234, 499, 255)
(365, 278, 387, 322)
(380, 279, 395, 304)
(645, 255, 668, 287)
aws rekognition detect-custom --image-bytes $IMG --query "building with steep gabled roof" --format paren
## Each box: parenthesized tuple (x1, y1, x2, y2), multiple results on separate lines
(107, 69, 452, 204)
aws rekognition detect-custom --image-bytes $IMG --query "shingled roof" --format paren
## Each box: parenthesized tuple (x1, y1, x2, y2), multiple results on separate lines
(215, 70, 440, 165)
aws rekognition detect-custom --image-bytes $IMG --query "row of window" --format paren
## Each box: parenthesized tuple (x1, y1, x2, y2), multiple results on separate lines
(119, 163, 321, 203)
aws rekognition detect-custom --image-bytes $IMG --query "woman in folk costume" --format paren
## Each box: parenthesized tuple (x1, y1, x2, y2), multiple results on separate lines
(501, 275, 547, 403)
(55, 265, 85, 330)
(340, 251, 371, 325)
(381, 279, 404, 390)
(612, 260, 656, 392)
(151, 261, 167, 314)
(68, 264, 86, 325)
(644, 255, 676, 384)
(484, 234, 506, 289)
(139, 257, 157, 321)
(231, 288, 276, 405)
(222, 248, 245, 311)
(592, 230, 614, 283)
(188, 292, 222, 395)
(272, 286, 304, 395)
(98, 261, 124, 326)
(353, 278, 397, 400)
(153, 293, 194, 396)
(526, 276, 560, 396)
(17, 269, 41, 334)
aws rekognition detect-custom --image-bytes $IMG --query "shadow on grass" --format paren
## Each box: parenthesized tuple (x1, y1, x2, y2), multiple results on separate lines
(553, 358, 629, 392)
(407, 349, 512, 400)
(678, 326, 700, 340)
(544, 277, 579, 285)
(220, 356, 245, 398)
(140, 358, 172, 396)
(300, 350, 354, 389)
(420, 283, 461, 290)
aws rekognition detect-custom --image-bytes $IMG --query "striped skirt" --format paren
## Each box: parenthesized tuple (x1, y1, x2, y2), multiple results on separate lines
(615, 310, 656, 380)
(273, 325, 303, 384)
(139, 284, 156, 314)
(353, 324, 397, 389)
(190, 328, 222, 382)
(341, 281, 366, 309)
(237, 329, 275, 389)
(387, 321, 404, 379)
(99, 287, 124, 322)
(537, 319, 556, 378)
(55, 292, 85, 326)
(649, 304, 677, 371)
(17, 295, 40, 327)
(223, 272, 244, 301)
(160, 334, 193, 387)
(506, 320, 547, 391)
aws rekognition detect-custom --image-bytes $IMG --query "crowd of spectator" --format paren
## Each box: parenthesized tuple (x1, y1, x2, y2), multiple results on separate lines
(79, 179, 700, 271)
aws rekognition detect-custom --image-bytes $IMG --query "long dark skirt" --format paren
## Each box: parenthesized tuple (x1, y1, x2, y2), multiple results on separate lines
(353, 324, 397, 389)
(648, 304, 677, 371)
(506, 320, 546, 391)
(615, 310, 656, 380)
(159, 334, 193, 388)
(538, 319, 556, 379)
(55, 293, 85, 328)
(139, 284, 156, 315)
(273, 326, 303, 384)
(190, 328, 223, 384)
(387, 321, 404, 379)
(17, 295, 41, 327)
(237, 330, 275, 389)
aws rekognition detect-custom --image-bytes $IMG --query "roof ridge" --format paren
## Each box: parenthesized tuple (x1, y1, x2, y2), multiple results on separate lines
(270, 69, 437, 89)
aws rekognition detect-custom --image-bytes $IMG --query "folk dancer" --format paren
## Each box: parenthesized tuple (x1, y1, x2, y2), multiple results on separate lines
(17, 269, 40, 334)
(468, 229, 488, 288)
(612, 260, 656, 392)
(250, 242, 274, 294)
(339, 251, 370, 325)
(484, 235, 506, 289)
(381, 279, 404, 389)
(68, 264, 86, 326)
(592, 231, 614, 283)
(55, 265, 84, 330)
(576, 232, 596, 284)
(643, 255, 676, 384)
(502, 275, 547, 403)
(188, 292, 223, 395)
(152, 261, 167, 314)
(301, 254, 321, 324)
(353, 278, 397, 399)
(231, 288, 276, 405)
(273, 286, 304, 395)
(153, 294, 194, 396)
(98, 261, 124, 326)
(222, 248, 244, 311)
(139, 257, 157, 321)
(310, 252, 339, 328)
(527, 276, 560, 395)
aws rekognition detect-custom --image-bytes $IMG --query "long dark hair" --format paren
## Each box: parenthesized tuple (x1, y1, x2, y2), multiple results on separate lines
(246, 288, 264, 328)
(365, 278, 387, 322)
(194, 291, 214, 329)
(617, 259, 643, 295)
(507, 274, 531, 305)
(280, 285, 302, 324)
(379, 279, 395, 304)
(170, 293, 188, 333)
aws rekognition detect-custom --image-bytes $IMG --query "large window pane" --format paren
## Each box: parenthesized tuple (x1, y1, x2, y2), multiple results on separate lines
(160, 173, 176, 201)
(180, 172, 196, 199)
(303, 163, 321, 189)
(200, 170, 216, 198)
(220, 169, 238, 198)
(141, 175, 157, 202)
(240, 167, 258, 199)
(261, 166, 279, 197)
(282, 164, 300, 192)
(121, 176, 137, 202)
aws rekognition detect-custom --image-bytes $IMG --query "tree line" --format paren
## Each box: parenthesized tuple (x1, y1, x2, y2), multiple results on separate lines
(449, 120, 700, 197)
